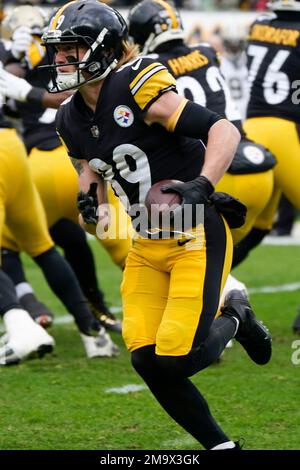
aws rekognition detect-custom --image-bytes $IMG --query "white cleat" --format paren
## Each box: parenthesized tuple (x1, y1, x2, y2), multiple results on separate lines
(0, 333, 9, 347)
(80, 327, 120, 358)
(0, 309, 55, 366)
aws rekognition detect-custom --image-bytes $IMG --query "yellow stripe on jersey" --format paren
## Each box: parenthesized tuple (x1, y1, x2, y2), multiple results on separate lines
(153, 0, 178, 29)
(130, 62, 164, 91)
(130, 65, 176, 110)
(166, 99, 188, 132)
(57, 133, 71, 155)
(27, 36, 45, 68)
(50, 1, 77, 30)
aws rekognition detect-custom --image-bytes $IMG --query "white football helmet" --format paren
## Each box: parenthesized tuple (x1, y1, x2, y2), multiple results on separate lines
(267, 0, 300, 10)
(1, 5, 47, 39)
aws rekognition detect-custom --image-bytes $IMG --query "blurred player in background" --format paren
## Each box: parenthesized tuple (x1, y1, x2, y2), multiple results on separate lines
(0, 14, 119, 359)
(218, 23, 250, 121)
(242, 0, 300, 332)
(0, 4, 132, 334)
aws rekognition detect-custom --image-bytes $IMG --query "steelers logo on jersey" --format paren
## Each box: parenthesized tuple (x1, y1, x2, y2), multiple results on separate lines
(114, 106, 134, 128)
(243, 145, 264, 165)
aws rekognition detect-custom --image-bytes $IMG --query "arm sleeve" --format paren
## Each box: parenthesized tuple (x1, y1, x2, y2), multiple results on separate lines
(168, 100, 224, 141)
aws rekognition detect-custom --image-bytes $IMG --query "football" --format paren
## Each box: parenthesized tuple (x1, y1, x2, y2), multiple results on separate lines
(145, 180, 183, 229)
(145, 180, 182, 209)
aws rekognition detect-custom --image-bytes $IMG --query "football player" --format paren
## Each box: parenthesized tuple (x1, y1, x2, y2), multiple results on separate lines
(242, 0, 300, 331)
(0, 38, 118, 360)
(41, 1, 272, 449)
(0, 4, 131, 333)
(218, 23, 250, 121)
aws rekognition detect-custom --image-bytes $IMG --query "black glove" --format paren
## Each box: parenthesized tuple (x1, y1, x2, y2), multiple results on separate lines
(210, 192, 247, 228)
(161, 176, 214, 229)
(161, 175, 214, 205)
(77, 182, 98, 225)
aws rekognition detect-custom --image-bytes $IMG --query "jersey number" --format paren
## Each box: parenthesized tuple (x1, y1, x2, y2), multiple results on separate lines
(247, 45, 290, 105)
(89, 144, 151, 209)
(176, 66, 240, 121)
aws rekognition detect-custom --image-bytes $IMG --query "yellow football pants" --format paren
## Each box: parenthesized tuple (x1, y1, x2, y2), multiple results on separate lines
(0, 129, 53, 259)
(244, 117, 300, 230)
(2, 145, 132, 267)
(121, 207, 233, 356)
(216, 170, 274, 244)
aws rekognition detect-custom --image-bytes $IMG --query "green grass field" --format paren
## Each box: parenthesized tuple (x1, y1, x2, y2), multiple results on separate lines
(0, 240, 299, 450)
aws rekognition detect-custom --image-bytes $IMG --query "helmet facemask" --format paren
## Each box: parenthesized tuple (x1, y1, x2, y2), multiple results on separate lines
(41, 28, 120, 92)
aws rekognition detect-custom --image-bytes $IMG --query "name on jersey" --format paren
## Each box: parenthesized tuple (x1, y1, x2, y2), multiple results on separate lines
(167, 50, 209, 76)
(249, 24, 300, 47)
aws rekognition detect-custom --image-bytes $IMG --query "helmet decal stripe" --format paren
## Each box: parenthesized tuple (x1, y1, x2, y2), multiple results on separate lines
(51, 0, 77, 30)
(153, 0, 178, 29)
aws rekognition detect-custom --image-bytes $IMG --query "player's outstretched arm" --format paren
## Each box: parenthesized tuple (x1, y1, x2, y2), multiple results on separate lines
(0, 66, 71, 108)
(146, 91, 240, 185)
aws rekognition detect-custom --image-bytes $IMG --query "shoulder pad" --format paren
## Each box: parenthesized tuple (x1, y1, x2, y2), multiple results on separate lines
(228, 140, 277, 175)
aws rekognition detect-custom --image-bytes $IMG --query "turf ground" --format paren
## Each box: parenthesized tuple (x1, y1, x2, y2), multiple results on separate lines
(0, 239, 299, 450)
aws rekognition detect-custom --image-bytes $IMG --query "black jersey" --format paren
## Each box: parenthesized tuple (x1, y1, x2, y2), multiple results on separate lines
(0, 41, 13, 129)
(17, 37, 60, 152)
(149, 42, 241, 125)
(56, 57, 208, 214)
(247, 13, 300, 122)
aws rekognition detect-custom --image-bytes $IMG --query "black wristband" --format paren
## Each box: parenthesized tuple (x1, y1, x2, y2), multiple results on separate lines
(27, 87, 45, 106)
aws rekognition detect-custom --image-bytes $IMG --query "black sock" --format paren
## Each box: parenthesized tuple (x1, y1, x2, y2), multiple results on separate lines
(0, 269, 21, 316)
(196, 314, 237, 371)
(34, 247, 99, 334)
(232, 228, 269, 268)
(132, 345, 230, 449)
(50, 219, 108, 309)
(1, 248, 26, 285)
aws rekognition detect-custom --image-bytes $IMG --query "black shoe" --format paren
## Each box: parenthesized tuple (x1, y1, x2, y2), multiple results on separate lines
(20, 293, 54, 329)
(88, 301, 122, 334)
(221, 290, 272, 365)
(232, 440, 243, 450)
(292, 311, 300, 334)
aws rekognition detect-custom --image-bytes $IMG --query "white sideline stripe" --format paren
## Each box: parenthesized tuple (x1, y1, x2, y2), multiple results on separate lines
(263, 236, 300, 246)
(248, 282, 300, 294)
(105, 384, 147, 394)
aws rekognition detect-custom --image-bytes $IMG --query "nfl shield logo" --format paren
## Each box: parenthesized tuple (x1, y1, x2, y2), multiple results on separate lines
(113, 105, 134, 128)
